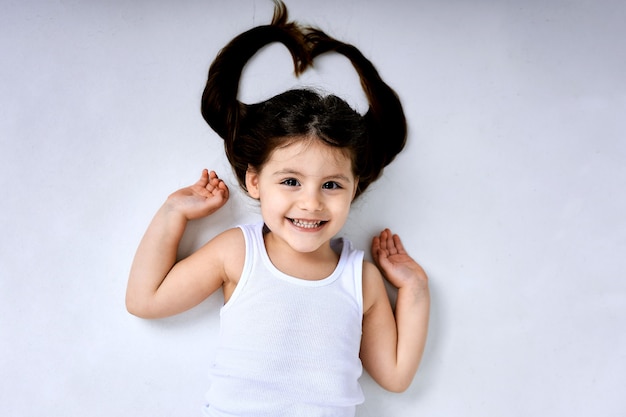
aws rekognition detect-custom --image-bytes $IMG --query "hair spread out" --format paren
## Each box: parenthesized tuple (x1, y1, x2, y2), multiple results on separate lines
(201, 0, 407, 199)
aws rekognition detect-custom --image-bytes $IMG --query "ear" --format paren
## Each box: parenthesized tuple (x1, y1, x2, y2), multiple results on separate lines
(245, 165, 261, 199)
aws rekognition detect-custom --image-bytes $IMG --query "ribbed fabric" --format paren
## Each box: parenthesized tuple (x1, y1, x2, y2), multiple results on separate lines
(203, 223, 364, 417)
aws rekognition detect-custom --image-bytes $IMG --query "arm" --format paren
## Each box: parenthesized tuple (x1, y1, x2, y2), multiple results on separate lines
(360, 229, 430, 393)
(125, 169, 233, 319)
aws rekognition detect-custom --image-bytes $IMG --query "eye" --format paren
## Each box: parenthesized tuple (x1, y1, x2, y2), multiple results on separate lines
(281, 178, 300, 187)
(322, 181, 342, 190)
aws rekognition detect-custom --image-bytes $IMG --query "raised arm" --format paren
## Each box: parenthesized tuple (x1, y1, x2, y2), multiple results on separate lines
(360, 229, 430, 393)
(125, 169, 233, 319)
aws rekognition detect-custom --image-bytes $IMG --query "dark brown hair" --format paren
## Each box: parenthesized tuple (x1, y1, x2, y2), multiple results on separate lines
(201, 1, 406, 198)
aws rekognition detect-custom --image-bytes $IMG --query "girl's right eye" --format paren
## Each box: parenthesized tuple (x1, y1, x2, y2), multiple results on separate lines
(281, 178, 300, 187)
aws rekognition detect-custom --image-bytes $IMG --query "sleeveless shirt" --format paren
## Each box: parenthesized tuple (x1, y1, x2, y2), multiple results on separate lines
(203, 223, 365, 417)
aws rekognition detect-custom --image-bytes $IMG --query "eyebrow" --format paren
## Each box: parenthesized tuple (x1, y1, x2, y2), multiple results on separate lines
(272, 169, 353, 183)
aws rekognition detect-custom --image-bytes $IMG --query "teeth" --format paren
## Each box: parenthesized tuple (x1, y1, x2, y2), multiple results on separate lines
(291, 219, 323, 228)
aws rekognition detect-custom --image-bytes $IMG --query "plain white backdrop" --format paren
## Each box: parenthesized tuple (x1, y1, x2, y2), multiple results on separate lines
(1, 0, 625, 416)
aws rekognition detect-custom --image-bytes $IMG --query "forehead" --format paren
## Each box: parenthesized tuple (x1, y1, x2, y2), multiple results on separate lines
(266, 137, 354, 172)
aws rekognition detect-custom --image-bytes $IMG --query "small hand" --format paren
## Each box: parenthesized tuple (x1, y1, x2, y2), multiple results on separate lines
(372, 229, 428, 291)
(166, 169, 229, 220)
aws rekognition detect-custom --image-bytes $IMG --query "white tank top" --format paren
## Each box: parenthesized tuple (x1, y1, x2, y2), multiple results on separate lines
(203, 223, 364, 417)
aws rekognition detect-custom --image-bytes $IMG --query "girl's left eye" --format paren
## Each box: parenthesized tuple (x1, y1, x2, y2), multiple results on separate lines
(322, 181, 342, 190)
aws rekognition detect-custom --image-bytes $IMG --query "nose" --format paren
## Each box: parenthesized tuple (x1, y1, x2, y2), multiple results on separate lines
(298, 186, 324, 211)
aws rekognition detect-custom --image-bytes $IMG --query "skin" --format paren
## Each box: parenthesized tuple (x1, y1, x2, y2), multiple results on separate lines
(126, 137, 430, 393)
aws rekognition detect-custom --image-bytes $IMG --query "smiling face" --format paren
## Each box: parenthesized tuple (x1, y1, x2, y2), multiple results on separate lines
(245, 136, 358, 258)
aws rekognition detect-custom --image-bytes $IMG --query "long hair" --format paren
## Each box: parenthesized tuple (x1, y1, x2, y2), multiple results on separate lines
(201, 0, 406, 198)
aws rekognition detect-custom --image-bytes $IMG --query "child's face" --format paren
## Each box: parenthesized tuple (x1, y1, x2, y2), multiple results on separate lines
(246, 137, 358, 255)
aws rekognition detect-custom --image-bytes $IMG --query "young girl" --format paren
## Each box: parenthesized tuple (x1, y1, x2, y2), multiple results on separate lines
(126, 2, 430, 416)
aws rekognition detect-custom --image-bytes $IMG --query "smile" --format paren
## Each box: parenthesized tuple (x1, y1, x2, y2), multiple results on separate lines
(289, 218, 327, 229)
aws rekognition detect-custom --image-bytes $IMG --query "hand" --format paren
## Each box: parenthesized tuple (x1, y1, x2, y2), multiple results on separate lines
(372, 229, 428, 292)
(165, 169, 229, 220)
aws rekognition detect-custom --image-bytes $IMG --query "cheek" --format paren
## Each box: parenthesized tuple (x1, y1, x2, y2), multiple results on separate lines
(260, 194, 282, 214)
(331, 196, 353, 216)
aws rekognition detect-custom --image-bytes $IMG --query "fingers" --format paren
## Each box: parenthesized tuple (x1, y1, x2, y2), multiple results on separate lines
(392, 233, 407, 255)
(371, 236, 386, 269)
(374, 229, 406, 256)
(217, 177, 230, 200)
(206, 170, 219, 190)
(208, 171, 227, 192)
(200, 170, 222, 190)
(379, 229, 395, 254)
(192, 169, 229, 198)
(371, 236, 381, 258)
(195, 169, 210, 187)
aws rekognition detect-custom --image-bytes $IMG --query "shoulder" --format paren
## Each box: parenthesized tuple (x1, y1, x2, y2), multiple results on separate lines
(210, 226, 246, 275)
(362, 259, 380, 279)
(213, 226, 245, 245)
(196, 226, 245, 255)
(189, 227, 245, 280)
(361, 260, 387, 314)
(211, 227, 247, 301)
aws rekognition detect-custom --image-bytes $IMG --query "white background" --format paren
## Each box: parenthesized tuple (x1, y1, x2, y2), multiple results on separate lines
(1, 0, 625, 416)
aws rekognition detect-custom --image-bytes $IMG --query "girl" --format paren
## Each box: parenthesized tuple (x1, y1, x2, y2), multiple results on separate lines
(126, 2, 430, 416)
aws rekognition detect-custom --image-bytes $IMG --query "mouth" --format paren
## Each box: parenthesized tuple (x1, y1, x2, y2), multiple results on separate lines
(288, 218, 328, 229)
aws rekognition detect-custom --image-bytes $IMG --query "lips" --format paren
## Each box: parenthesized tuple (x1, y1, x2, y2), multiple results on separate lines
(289, 218, 327, 229)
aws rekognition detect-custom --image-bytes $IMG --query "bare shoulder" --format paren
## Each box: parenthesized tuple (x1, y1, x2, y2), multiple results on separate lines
(362, 259, 387, 314)
(219, 227, 246, 281)
(208, 226, 245, 249)
(195, 227, 245, 284)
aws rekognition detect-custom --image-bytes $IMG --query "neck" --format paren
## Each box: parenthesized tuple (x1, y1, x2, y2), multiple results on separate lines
(263, 232, 339, 280)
